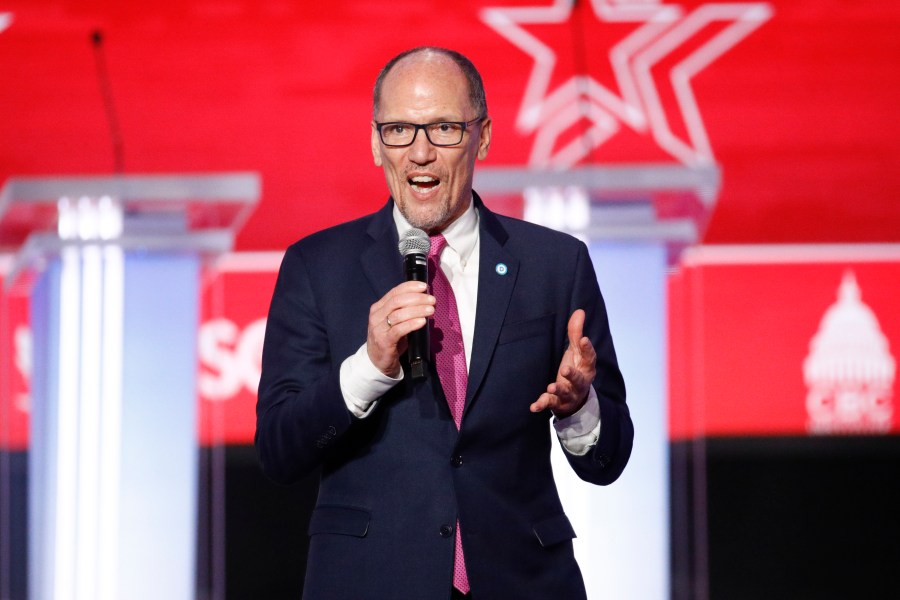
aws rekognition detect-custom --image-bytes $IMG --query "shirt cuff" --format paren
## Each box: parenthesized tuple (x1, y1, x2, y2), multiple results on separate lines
(339, 343, 403, 418)
(553, 385, 602, 456)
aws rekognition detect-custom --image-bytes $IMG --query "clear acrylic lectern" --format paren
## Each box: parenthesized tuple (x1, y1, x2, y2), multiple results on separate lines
(0, 173, 259, 600)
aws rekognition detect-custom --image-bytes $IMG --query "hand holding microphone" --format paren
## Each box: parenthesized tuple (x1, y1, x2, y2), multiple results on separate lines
(365, 229, 434, 379)
(398, 229, 432, 379)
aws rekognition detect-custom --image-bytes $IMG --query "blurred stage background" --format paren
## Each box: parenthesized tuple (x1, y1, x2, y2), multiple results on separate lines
(1, 1, 898, 599)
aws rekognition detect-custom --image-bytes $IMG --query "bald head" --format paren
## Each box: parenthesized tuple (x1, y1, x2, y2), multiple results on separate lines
(373, 47, 488, 119)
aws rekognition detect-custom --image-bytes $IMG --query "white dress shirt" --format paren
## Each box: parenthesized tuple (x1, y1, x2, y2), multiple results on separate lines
(339, 198, 601, 455)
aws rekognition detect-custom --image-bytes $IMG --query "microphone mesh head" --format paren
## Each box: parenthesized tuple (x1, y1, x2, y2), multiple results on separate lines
(398, 228, 431, 256)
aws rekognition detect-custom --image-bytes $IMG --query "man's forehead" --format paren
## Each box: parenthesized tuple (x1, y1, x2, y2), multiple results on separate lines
(384, 52, 463, 86)
(393, 49, 454, 69)
(378, 54, 470, 118)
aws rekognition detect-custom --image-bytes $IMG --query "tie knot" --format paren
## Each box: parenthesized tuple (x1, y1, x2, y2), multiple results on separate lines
(429, 234, 447, 260)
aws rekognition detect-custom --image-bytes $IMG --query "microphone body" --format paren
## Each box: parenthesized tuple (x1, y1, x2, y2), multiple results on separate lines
(398, 229, 431, 379)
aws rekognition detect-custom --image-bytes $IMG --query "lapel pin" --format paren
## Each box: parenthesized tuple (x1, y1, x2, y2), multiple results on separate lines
(495, 263, 508, 276)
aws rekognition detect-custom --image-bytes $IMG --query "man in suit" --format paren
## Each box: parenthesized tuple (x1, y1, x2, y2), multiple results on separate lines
(256, 46, 633, 599)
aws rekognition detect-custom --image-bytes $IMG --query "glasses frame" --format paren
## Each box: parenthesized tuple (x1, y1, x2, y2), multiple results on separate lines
(375, 116, 486, 148)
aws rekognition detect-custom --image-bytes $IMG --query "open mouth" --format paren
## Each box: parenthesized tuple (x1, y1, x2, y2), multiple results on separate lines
(409, 175, 440, 193)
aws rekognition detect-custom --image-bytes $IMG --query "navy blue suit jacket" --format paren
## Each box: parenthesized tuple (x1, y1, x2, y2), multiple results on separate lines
(256, 194, 633, 599)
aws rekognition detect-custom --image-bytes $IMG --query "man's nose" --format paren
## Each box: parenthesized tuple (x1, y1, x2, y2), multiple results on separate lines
(407, 128, 437, 164)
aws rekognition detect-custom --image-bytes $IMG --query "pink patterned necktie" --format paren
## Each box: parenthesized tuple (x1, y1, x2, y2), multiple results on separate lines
(428, 234, 470, 594)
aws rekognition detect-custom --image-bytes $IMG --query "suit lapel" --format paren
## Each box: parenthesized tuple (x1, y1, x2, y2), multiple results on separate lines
(361, 200, 403, 298)
(465, 196, 518, 412)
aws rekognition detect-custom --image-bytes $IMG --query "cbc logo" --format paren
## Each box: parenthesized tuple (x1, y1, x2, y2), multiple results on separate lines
(198, 317, 267, 401)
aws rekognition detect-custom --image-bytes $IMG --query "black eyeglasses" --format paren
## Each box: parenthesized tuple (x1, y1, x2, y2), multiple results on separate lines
(375, 116, 485, 147)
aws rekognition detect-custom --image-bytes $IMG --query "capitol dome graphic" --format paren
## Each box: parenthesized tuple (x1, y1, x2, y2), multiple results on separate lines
(803, 271, 896, 434)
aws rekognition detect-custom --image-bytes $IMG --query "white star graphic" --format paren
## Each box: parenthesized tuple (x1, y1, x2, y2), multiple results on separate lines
(481, 0, 773, 168)
(0, 12, 12, 34)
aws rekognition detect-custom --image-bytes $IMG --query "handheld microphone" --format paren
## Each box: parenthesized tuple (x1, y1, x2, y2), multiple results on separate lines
(398, 228, 431, 379)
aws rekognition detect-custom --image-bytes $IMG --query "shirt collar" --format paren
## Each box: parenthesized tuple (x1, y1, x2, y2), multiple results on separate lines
(392, 197, 479, 264)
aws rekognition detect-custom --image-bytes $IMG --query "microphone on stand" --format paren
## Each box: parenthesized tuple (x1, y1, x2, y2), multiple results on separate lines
(398, 228, 431, 379)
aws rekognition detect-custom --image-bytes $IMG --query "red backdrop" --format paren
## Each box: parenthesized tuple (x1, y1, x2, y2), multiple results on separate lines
(1, 0, 898, 250)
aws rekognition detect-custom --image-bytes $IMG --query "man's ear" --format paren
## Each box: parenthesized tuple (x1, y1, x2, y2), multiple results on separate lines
(477, 117, 492, 160)
(371, 122, 383, 167)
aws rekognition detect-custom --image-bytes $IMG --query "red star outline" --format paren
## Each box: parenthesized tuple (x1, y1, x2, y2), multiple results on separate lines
(481, 0, 773, 167)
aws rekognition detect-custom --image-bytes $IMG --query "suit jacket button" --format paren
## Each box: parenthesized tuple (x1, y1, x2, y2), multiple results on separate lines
(451, 455, 463, 468)
(439, 524, 454, 538)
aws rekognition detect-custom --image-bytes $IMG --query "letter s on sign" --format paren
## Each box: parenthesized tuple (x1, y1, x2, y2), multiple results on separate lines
(198, 318, 242, 400)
